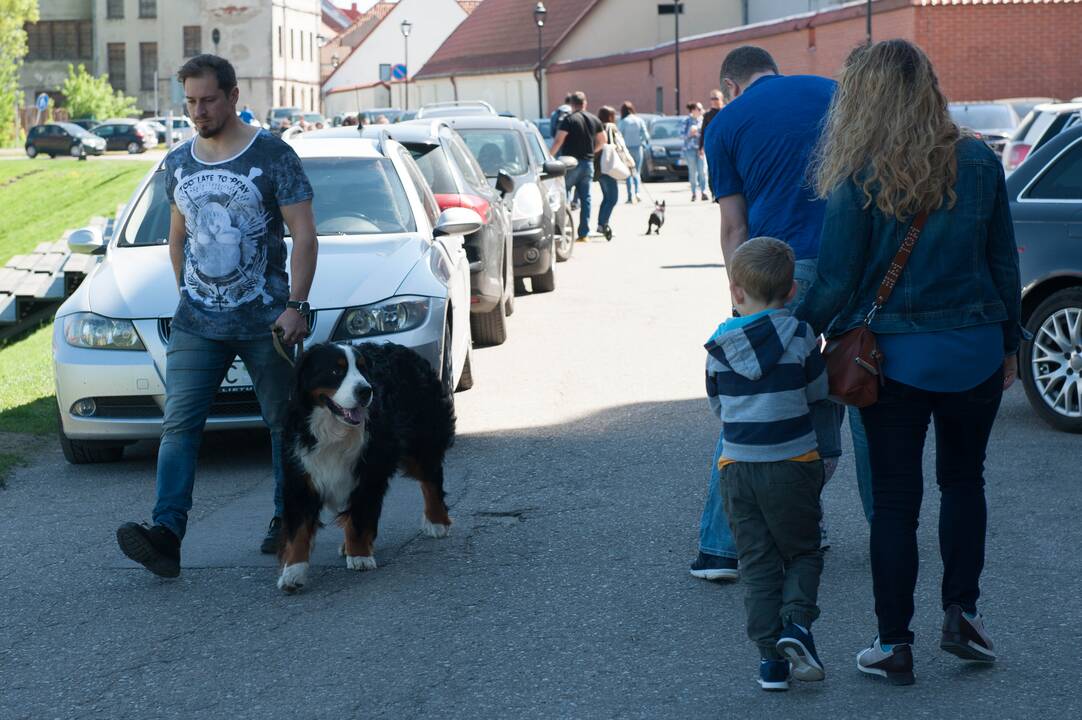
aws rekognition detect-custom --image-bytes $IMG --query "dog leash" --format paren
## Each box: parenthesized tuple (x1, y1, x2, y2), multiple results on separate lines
(271, 325, 296, 368)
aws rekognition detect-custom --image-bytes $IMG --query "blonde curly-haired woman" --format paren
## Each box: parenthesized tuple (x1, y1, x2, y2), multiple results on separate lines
(796, 40, 1021, 686)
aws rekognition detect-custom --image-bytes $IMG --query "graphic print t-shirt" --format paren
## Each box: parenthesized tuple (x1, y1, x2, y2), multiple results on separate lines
(165, 131, 313, 340)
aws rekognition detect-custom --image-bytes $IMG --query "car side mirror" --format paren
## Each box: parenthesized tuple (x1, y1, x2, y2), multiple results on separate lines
(68, 226, 106, 255)
(556, 155, 579, 170)
(433, 207, 483, 238)
(541, 160, 567, 179)
(495, 170, 515, 196)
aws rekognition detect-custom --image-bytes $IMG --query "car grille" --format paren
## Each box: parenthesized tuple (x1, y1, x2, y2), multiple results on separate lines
(92, 396, 162, 418)
(158, 313, 317, 343)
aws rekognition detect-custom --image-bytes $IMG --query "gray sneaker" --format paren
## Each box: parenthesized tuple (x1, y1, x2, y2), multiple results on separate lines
(941, 605, 996, 662)
(856, 636, 914, 686)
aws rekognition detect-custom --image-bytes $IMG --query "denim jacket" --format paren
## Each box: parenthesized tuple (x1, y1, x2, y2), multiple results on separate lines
(795, 137, 1022, 353)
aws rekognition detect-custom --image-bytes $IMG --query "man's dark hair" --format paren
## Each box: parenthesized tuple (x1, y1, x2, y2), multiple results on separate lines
(570, 91, 586, 109)
(177, 54, 238, 95)
(720, 46, 779, 85)
(564, 93, 573, 104)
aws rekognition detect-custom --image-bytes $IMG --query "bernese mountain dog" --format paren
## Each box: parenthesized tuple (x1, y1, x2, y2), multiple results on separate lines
(277, 341, 455, 593)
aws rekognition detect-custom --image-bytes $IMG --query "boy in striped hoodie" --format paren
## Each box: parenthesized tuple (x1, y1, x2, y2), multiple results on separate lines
(705, 237, 828, 692)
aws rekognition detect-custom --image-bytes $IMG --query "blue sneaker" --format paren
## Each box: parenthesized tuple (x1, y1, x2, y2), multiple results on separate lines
(776, 623, 825, 681)
(758, 659, 790, 691)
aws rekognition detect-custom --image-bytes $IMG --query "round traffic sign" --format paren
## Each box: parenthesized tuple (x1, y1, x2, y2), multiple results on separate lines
(391, 63, 407, 80)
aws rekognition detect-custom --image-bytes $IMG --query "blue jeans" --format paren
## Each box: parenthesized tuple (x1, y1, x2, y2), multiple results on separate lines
(625, 145, 643, 199)
(564, 160, 593, 239)
(850, 410, 873, 522)
(152, 328, 293, 539)
(598, 174, 618, 228)
(698, 258, 864, 558)
(684, 149, 707, 196)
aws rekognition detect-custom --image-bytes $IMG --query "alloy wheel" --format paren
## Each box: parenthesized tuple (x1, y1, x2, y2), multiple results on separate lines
(1031, 307, 1082, 418)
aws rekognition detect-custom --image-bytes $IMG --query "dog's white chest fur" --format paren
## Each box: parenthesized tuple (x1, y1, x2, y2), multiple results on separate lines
(294, 407, 366, 513)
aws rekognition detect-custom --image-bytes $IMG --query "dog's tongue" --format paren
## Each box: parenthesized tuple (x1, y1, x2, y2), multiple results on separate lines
(344, 406, 365, 424)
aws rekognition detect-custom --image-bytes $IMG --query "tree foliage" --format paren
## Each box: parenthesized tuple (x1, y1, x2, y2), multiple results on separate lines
(0, 0, 39, 145)
(61, 64, 139, 121)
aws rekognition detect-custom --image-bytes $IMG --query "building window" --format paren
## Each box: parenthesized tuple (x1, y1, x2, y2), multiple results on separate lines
(655, 86, 664, 114)
(25, 21, 94, 60)
(140, 42, 158, 91)
(107, 43, 126, 91)
(279, 86, 285, 106)
(291, 86, 295, 106)
(139, 0, 157, 19)
(277, 26, 283, 57)
(309, 33, 314, 62)
(183, 26, 201, 57)
(107, 0, 124, 19)
(290, 29, 295, 59)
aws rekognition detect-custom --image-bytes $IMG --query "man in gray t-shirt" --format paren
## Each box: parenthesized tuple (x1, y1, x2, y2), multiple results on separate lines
(116, 55, 319, 578)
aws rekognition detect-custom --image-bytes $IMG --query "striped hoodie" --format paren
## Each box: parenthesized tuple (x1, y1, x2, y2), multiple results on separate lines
(705, 309, 828, 462)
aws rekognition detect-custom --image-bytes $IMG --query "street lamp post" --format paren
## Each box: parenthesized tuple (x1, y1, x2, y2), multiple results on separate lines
(674, 0, 681, 114)
(534, 3, 546, 118)
(400, 19, 412, 111)
(866, 0, 873, 45)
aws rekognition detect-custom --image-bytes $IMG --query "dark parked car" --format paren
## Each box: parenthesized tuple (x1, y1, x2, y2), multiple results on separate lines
(25, 122, 106, 159)
(642, 116, 689, 182)
(68, 118, 99, 131)
(1002, 101, 1081, 174)
(948, 101, 1020, 158)
(320, 121, 514, 346)
(91, 119, 158, 153)
(529, 118, 553, 142)
(445, 115, 569, 294)
(1007, 123, 1082, 432)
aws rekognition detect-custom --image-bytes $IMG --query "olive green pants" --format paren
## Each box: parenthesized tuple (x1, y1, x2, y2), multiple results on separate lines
(721, 459, 825, 659)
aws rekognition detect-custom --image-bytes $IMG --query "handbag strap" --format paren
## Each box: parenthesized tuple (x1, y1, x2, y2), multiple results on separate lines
(867, 211, 929, 321)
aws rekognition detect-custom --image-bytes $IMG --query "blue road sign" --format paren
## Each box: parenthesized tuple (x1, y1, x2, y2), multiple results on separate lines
(391, 63, 407, 80)
(36, 93, 49, 111)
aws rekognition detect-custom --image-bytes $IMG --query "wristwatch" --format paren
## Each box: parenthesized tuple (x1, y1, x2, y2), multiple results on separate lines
(286, 300, 311, 315)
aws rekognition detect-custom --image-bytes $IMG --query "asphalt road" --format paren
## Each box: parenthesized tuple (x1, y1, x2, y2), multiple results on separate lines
(2, 182, 1079, 719)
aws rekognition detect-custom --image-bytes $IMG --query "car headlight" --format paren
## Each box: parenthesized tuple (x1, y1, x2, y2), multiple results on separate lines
(651, 145, 666, 158)
(511, 183, 544, 231)
(63, 313, 145, 350)
(332, 297, 430, 340)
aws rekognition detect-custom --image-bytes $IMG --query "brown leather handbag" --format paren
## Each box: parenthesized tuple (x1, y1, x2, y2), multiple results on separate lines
(823, 211, 928, 407)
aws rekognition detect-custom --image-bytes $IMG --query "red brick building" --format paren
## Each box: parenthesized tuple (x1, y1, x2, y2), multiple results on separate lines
(545, 0, 1082, 115)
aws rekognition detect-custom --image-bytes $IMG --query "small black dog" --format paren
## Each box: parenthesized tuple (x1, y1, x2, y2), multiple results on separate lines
(646, 200, 666, 235)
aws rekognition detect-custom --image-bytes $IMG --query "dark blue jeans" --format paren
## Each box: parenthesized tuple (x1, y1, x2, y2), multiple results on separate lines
(564, 160, 594, 238)
(152, 328, 293, 539)
(598, 174, 618, 228)
(859, 368, 1003, 645)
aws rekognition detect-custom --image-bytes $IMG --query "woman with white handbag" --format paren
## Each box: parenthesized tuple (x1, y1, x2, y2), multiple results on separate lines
(595, 105, 634, 241)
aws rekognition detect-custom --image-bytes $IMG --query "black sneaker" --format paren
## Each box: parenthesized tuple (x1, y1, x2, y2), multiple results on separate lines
(116, 522, 180, 578)
(776, 623, 825, 681)
(689, 551, 739, 581)
(758, 659, 790, 691)
(602, 225, 613, 241)
(856, 636, 914, 686)
(941, 604, 996, 662)
(260, 516, 283, 555)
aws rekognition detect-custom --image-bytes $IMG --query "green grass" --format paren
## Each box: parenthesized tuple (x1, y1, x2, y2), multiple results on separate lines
(0, 158, 152, 265)
(0, 323, 56, 436)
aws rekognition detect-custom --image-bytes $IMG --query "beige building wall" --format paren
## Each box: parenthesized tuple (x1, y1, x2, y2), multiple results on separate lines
(410, 70, 539, 119)
(550, 0, 743, 64)
(18, 0, 93, 106)
(82, 0, 319, 121)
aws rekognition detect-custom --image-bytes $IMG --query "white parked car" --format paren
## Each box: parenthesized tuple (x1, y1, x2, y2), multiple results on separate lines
(53, 134, 479, 463)
(150, 115, 196, 141)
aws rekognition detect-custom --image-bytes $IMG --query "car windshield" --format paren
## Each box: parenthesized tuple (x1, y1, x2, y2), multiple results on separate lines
(303, 113, 323, 123)
(650, 118, 686, 140)
(57, 122, 91, 136)
(118, 157, 415, 247)
(949, 104, 1015, 130)
(456, 129, 528, 177)
(406, 144, 458, 194)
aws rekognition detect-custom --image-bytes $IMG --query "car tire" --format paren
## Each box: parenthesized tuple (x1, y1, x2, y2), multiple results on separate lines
(25, 144, 37, 158)
(470, 302, 507, 347)
(56, 411, 125, 464)
(1020, 287, 1082, 433)
(555, 208, 575, 262)
(127, 141, 140, 154)
(531, 256, 556, 294)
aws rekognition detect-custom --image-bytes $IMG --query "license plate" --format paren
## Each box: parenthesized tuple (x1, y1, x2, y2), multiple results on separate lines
(220, 358, 253, 393)
(674, 158, 686, 167)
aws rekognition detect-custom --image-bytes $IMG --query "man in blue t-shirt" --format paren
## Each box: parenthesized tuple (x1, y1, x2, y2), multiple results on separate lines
(692, 47, 869, 583)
